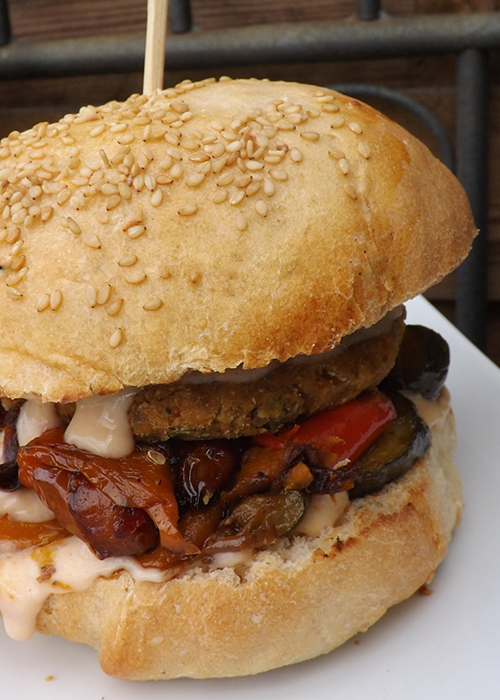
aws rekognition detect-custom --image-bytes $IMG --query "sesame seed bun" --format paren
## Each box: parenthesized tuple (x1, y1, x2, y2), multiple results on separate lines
(0, 78, 475, 403)
(34, 389, 461, 679)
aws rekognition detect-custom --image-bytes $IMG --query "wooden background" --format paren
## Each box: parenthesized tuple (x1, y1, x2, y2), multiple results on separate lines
(1, 0, 500, 359)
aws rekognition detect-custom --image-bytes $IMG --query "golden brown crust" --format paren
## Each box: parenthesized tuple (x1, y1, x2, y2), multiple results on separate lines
(35, 389, 461, 679)
(0, 79, 476, 403)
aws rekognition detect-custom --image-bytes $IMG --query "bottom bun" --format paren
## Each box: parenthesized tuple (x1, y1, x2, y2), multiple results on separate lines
(35, 389, 461, 680)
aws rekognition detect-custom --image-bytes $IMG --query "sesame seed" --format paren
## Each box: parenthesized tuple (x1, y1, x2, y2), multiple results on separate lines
(245, 160, 265, 172)
(50, 289, 63, 310)
(170, 163, 183, 180)
(269, 169, 288, 182)
(256, 200, 268, 217)
(234, 174, 252, 189)
(6, 268, 28, 287)
(99, 149, 110, 168)
(226, 140, 243, 153)
(56, 189, 71, 206)
(28, 185, 42, 200)
(263, 178, 275, 196)
(186, 173, 206, 188)
(106, 195, 121, 211)
(150, 189, 163, 207)
(170, 101, 189, 114)
(358, 141, 371, 159)
(211, 142, 226, 158)
(101, 183, 119, 196)
(118, 133, 135, 145)
(147, 449, 166, 464)
(143, 297, 163, 311)
(190, 152, 211, 163)
(118, 182, 132, 200)
(106, 298, 123, 317)
(264, 155, 283, 165)
(39, 205, 54, 223)
(109, 328, 123, 349)
(229, 191, 245, 206)
(221, 130, 239, 142)
(246, 180, 261, 197)
(36, 293, 50, 312)
(277, 120, 295, 131)
(133, 174, 145, 192)
(86, 285, 97, 307)
(66, 216, 81, 235)
(316, 94, 335, 103)
(290, 148, 303, 163)
(212, 157, 228, 175)
(344, 183, 358, 200)
(83, 232, 101, 249)
(217, 173, 234, 187)
(156, 174, 173, 185)
(178, 203, 198, 216)
(118, 253, 138, 267)
(12, 210, 26, 225)
(126, 224, 146, 239)
(236, 213, 248, 231)
(321, 104, 341, 113)
(90, 124, 106, 137)
(213, 190, 228, 204)
(97, 284, 112, 305)
(339, 158, 350, 175)
(9, 254, 26, 271)
(6, 287, 23, 299)
(349, 122, 363, 134)
(164, 133, 180, 147)
(124, 270, 147, 284)
(328, 148, 346, 160)
(330, 116, 346, 129)
(6, 228, 20, 244)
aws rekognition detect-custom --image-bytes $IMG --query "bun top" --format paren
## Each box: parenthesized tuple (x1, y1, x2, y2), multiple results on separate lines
(0, 77, 476, 403)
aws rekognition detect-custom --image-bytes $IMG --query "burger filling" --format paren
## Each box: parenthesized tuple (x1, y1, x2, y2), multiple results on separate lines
(0, 313, 449, 577)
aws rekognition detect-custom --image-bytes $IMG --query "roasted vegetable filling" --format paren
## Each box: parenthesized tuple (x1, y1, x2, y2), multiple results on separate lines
(1, 324, 448, 571)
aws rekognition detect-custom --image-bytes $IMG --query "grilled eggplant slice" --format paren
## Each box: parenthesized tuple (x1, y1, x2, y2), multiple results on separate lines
(349, 391, 430, 498)
(381, 324, 449, 400)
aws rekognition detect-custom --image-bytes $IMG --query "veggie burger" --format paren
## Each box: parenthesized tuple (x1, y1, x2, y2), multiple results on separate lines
(0, 78, 476, 679)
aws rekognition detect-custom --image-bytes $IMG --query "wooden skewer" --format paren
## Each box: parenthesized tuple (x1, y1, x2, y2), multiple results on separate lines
(143, 0, 169, 94)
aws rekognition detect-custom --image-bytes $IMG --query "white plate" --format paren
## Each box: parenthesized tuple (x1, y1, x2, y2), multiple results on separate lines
(1, 296, 499, 699)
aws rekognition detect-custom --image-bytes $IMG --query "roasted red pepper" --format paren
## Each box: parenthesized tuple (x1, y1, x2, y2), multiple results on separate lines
(254, 390, 397, 470)
(17, 427, 198, 557)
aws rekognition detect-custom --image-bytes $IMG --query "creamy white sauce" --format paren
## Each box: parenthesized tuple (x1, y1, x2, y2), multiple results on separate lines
(293, 492, 349, 537)
(0, 536, 170, 641)
(64, 388, 137, 459)
(0, 488, 54, 523)
(16, 400, 63, 447)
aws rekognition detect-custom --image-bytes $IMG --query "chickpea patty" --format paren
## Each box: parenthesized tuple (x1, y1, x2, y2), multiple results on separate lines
(128, 312, 405, 441)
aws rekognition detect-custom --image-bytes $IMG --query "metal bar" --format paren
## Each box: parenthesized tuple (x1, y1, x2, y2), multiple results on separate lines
(170, 0, 192, 34)
(455, 49, 489, 350)
(2, 13, 500, 79)
(0, 0, 10, 47)
(356, 0, 380, 21)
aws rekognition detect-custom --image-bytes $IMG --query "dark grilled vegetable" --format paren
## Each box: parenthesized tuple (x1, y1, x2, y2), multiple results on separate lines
(349, 391, 431, 498)
(381, 324, 449, 400)
(0, 403, 22, 491)
(204, 490, 306, 553)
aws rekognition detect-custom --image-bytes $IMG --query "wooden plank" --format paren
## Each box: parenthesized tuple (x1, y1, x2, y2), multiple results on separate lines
(7, 0, 499, 42)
